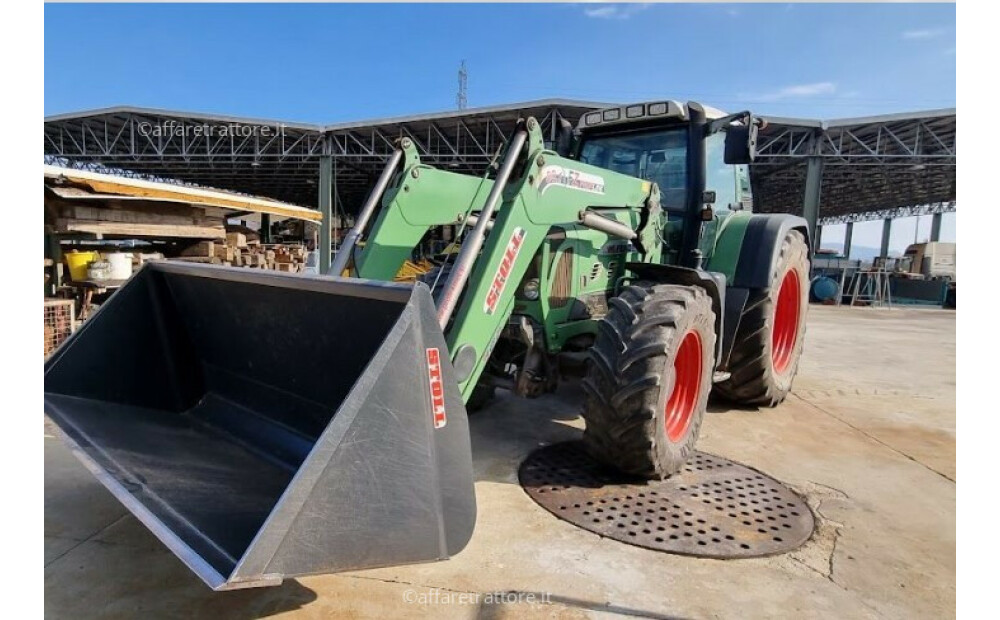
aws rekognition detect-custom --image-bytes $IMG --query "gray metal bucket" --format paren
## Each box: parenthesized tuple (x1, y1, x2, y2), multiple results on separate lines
(44, 262, 476, 590)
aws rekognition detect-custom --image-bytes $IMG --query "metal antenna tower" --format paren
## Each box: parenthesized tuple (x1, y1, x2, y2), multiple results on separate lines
(457, 60, 468, 110)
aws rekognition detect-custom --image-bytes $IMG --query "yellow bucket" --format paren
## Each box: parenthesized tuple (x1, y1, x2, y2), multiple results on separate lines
(65, 251, 100, 281)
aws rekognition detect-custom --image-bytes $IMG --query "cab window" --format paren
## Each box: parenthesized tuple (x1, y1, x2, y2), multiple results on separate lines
(579, 128, 689, 211)
(705, 132, 739, 211)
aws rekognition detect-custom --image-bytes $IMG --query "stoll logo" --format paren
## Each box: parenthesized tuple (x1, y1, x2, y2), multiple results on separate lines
(425, 348, 447, 429)
(484, 227, 526, 315)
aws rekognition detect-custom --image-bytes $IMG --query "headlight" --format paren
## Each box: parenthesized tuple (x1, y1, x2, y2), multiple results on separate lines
(522, 278, 540, 301)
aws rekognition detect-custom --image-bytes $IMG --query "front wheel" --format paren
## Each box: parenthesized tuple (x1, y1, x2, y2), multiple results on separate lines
(714, 229, 809, 406)
(581, 283, 716, 479)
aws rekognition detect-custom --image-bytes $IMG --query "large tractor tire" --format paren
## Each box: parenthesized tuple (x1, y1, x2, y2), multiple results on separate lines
(581, 283, 716, 479)
(714, 229, 809, 406)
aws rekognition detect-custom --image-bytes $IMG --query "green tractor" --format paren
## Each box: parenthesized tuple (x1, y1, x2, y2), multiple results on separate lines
(44, 100, 810, 589)
(347, 100, 810, 477)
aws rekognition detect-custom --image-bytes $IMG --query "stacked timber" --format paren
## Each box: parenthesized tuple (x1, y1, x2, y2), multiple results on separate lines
(170, 235, 310, 273)
(48, 195, 227, 239)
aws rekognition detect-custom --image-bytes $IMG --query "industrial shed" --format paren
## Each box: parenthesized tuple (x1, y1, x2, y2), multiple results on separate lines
(44, 98, 956, 269)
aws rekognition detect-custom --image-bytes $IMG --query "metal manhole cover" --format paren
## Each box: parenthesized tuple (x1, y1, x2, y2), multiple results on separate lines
(519, 442, 814, 558)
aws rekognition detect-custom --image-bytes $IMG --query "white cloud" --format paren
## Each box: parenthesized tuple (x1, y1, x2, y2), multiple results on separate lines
(583, 3, 651, 21)
(750, 82, 837, 102)
(902, 28, 950, 40)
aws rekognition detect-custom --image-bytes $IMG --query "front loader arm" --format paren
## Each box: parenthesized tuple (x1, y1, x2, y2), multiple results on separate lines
(443, 121, 659, 400)
(354, 141, 494, 281)
(340, 120, 660, 404)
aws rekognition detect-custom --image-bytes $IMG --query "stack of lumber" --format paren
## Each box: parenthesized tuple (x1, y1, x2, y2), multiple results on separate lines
(44, 165, 323, 242)
(48, 195, 227, 239)
(170, 233, 310, 273)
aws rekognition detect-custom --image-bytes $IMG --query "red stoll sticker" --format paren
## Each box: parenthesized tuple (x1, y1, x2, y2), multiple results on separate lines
(484, 227, 526, 315)
(426, 348, 447, 429)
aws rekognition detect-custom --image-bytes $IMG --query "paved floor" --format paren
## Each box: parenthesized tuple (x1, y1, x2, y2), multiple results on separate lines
(44, 305, 956, 619)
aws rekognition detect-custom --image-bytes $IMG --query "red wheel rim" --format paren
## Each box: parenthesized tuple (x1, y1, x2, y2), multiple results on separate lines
(665, 331, 703, 443)
(772, 269, 802, 374)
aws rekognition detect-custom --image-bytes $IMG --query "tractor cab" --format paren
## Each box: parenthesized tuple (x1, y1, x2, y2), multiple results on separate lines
(567, 100, 759, 268)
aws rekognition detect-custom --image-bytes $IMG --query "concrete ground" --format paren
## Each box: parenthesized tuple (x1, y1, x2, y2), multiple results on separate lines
(44, 305, 956, 619)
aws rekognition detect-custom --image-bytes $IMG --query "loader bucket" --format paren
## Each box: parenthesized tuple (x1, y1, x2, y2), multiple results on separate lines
(44, 262, 476, 590)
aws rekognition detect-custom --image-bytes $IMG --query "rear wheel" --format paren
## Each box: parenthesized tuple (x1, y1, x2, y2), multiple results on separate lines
(714, 229, 809, 406)
(582, 283, 715, 479)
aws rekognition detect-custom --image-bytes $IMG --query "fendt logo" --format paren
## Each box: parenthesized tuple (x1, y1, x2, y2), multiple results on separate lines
(484, 227, 526, 315)
(537, 165, 606, 196)
(426, 348, 447, 429)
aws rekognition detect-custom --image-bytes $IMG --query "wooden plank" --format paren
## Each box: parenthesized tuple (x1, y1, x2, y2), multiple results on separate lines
(226, 232, 248, 248)
(45, 165, 323, 222)
(55, 219, 226, 239)
(213, 245, 235, 262)
(58, 203, 224, 227)
(181, 241, 216, 257)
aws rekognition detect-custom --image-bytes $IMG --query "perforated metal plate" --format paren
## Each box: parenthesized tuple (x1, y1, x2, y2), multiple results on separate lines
(519, 442, 814, 558)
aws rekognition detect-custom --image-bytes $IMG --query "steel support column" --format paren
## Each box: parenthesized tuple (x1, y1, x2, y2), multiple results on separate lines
(880, 218, 892, 259)
(843, 221, 854, 259)
(319, 154, 333, 274)
(930, 212, 943, 242)
(332, 156, 339, 253)
(260, 213, 271, 244)
(803, 154, 824, 248)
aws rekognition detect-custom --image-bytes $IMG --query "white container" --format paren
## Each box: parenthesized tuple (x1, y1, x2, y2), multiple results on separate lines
(107, 253, 134, 279)
(87, 260, 112, 280)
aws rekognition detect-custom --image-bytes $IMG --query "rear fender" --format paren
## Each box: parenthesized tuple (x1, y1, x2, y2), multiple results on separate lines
(728, 214, 811, 290)
(709, 213, 811, 368)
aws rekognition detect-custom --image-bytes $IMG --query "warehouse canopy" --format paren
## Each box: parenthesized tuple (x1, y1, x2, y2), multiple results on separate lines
(753, 108, 956, 224)
(44, 99, 956, 225)
(44, 164, 322, 222)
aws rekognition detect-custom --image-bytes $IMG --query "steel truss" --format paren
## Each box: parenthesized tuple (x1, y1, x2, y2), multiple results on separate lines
(818, 201, 955, 225)
(752, 110, 956, 220)
(45, 103, 956, 222)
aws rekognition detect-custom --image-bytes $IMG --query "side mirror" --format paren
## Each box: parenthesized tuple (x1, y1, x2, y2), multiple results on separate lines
(555, 119, 574, 157)
(724, 122, 759, 165)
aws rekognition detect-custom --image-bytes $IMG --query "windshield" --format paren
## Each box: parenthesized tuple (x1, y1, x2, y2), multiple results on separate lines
(578, 128, 688, 211)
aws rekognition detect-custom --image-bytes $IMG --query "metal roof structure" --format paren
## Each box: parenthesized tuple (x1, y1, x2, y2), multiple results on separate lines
(753, 108, 956, 224)
(43, 100, 605, 210)
(44, 99, 955, 226)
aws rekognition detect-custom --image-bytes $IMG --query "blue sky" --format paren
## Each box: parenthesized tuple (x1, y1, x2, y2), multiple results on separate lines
(44, 2, 956, 250)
